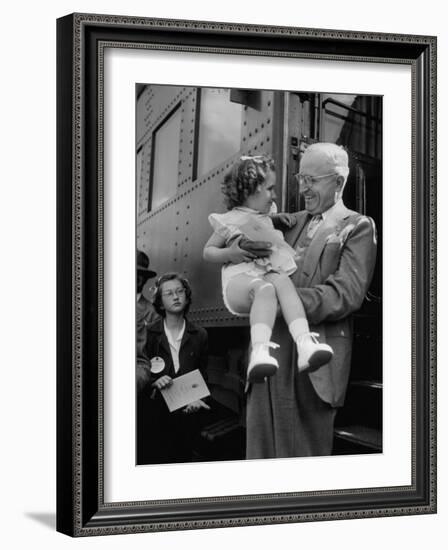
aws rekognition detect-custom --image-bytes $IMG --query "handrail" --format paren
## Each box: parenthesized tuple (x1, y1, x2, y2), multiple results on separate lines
(322, 97, 382, 122)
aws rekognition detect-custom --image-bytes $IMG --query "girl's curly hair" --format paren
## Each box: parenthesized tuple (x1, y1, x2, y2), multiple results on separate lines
(221, 155, 275, 210)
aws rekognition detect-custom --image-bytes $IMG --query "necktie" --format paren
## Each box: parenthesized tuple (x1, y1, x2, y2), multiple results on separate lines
(306, 214, 323, 238)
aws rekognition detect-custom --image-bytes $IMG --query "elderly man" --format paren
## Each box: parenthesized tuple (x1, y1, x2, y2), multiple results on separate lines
(244, 142, 378, 458)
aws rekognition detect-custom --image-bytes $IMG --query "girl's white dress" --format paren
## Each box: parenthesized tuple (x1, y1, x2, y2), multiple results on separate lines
(208, 206, 298, 316)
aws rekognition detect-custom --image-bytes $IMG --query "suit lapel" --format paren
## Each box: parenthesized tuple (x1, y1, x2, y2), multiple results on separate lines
(285, 212, 309, 249)
(300, 202, 351, 285)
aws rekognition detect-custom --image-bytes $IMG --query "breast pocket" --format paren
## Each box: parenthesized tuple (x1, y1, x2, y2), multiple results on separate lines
(320, 242, 341, 279)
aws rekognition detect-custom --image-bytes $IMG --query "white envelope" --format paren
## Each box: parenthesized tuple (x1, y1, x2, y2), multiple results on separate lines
(160, 369, 210, 412)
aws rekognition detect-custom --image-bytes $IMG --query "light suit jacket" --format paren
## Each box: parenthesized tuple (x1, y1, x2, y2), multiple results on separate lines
(281, 202, 377, 407)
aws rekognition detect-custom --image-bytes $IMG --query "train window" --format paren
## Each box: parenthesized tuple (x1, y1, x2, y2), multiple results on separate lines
(149, 104, 182, 211)
(196, 88, 243, 178)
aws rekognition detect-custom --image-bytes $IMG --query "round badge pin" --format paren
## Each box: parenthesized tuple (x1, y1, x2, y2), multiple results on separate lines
(150, 356, 165, 374)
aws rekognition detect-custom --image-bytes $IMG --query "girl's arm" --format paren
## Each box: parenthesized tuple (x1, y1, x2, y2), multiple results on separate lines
(203, 232, 257, 264)
(271, 212, 297, 229)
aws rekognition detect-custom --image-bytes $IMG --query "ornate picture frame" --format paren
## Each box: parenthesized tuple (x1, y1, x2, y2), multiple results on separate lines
(56, 13, 436, 536)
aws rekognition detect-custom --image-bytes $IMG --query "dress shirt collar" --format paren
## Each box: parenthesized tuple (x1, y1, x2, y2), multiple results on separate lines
(321, 198, 345, 221)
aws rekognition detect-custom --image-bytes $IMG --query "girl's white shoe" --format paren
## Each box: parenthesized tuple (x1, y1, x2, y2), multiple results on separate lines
(296, 332, 333, 373)
(247, 342, 279, 383)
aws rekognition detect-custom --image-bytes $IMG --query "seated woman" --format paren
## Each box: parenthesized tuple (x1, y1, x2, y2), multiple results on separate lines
(137, 272, 210, 464)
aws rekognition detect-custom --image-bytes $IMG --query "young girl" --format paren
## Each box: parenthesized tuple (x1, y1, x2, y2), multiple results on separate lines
(203, 155, 333, 383)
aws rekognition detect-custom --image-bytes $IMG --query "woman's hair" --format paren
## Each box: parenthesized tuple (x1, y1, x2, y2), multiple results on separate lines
(221, 155, 275, 210)
(152, 272, 192, 317)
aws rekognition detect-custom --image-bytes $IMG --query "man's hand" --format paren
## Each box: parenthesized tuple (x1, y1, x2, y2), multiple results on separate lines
(238, 236, 272, 259)
(183, 399, 211, 414)
(152, 375, 173, 391)
(271, 212, 297, 229)
(227, 235, 264, 263)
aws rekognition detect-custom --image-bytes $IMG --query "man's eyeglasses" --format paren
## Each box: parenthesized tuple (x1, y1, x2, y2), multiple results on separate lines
(161, 288, 186, 298)
(294, 172, 338, 187)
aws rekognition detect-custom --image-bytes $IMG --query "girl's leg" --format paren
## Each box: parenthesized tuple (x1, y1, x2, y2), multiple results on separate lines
(225, 273, 277, 329)
(225, 274, 279, 382)
(265, 272, 333, 372)
(248, 279, 277, 346)
(264, 272, 307, 336)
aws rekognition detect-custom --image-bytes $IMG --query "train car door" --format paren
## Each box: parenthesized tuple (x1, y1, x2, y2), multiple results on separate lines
(285, 92, 383, 454)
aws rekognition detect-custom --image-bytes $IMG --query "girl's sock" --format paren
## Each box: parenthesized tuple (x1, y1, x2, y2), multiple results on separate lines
(251, 323, 272, 345)
(288, 318, 309, 341)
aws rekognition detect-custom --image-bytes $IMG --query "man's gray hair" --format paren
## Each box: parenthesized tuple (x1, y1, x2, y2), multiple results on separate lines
(304, 142, 350, 184)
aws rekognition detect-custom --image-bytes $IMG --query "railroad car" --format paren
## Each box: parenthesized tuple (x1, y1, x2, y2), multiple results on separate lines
(136, 84, 382, 460)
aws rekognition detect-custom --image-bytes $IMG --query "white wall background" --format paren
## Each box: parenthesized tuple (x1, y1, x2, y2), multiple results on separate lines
(0, 1, 445, 548)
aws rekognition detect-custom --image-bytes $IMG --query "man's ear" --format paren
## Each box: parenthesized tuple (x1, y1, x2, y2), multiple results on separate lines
(335, 175, 345, 191)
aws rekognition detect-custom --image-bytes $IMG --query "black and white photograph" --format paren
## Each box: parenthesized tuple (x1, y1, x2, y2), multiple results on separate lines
(135, 85, 383, 466)
(0, 0, 448, 550)
(2, 0, 444, 547)
(52, 8, 437, 540)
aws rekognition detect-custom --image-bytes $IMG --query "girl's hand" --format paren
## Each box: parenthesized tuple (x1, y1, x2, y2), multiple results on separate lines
(271, 213, 297, 229)
(152, 375, 173, 391)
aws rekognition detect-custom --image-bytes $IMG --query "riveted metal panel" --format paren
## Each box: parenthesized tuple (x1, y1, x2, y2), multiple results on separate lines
(137, 86, 278, 327)
(178, 89, 197, 188)
(181, 155, 241, 326)
(241, 90, 275, 157)
(137, 140, 152, 218)
(136, 86, 151, 145)
(137, 200, 180, 276)
(136, 85, 188, 148)
(136, 85, 195, 221)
